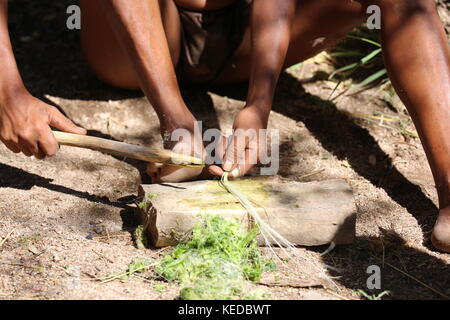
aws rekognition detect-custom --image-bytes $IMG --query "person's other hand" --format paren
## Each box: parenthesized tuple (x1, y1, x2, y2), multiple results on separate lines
(147, 118, 208, 183)
(0, 91, 87, 159)
(209, 105, 268, 178)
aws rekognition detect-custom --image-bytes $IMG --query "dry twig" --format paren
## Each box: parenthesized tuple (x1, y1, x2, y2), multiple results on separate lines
(0, 230, 14, 248)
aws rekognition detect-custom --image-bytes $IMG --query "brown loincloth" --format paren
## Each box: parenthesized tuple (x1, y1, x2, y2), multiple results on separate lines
(176, 0, 252, 85)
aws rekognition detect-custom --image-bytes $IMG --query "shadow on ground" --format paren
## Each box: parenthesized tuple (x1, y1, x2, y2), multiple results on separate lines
(318, 231, 450, 300)
(0, 162, 131, 210)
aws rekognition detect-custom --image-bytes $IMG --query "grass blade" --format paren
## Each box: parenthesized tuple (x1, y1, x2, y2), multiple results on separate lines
(346, 35, 382, 47)
(351, 68, 388, 90)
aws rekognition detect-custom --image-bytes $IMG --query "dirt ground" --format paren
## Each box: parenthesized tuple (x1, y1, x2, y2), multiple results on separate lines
(1, 1, 449, 300)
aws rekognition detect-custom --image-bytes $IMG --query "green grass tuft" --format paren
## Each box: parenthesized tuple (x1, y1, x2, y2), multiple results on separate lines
(329, 26, 389, 96)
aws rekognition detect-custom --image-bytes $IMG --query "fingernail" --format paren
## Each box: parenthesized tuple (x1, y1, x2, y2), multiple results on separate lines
(223, 161, 233, 171)
(76, 127, 87, 134)
(230, 168, 240, 178)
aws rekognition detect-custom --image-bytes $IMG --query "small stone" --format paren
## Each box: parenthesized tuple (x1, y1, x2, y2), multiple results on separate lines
(28, 245, 40, 255)
(86, 234, 94, 240)
(93, 225, 105, 235)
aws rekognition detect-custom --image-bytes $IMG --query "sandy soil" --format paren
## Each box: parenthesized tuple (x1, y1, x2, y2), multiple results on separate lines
(0, 0, 449, 300)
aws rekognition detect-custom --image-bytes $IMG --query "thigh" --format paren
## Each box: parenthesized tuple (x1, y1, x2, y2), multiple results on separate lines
(216, 0, 368, 83)
(80, 0, 181, 90)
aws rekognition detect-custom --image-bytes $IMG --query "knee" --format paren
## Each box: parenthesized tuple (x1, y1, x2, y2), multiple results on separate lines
(82, 49, 141, 90)
(95, 68, 141, 91)
(82, 50, 140, 90)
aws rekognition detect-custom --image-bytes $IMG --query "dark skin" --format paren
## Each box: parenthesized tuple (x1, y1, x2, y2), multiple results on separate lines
(0, 0, 86, 159)
(0, 0, 449, 251)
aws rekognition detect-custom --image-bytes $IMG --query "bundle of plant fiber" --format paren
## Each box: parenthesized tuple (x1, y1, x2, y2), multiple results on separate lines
(219, 173, 338, 289)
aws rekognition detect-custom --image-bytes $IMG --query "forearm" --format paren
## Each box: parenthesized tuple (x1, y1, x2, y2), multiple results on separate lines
(100, 0, 192, 130)
(0, 0, 27, 102)
(246, 0, 296, 118)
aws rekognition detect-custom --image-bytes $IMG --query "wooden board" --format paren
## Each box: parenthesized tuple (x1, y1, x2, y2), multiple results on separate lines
(137, 176, 356, 247)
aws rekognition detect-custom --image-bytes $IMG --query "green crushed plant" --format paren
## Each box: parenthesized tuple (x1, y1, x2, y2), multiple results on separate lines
(155, 215, 276, 300)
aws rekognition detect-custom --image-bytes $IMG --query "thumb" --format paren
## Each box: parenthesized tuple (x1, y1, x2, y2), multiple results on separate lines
(47, 106, 87, 135)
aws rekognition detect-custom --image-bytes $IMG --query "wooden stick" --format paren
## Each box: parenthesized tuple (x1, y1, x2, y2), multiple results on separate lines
(0, 230, 14, 248)
(53, 131, 204, 168)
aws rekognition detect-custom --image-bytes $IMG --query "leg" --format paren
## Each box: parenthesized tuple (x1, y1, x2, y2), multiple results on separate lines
(367, 0, 450, 252)
(217, 0, 367, 82)
(80, 0, 181, 90)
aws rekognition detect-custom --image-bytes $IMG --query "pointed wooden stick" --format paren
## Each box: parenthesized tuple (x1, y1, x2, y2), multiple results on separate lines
(53, 131, 205, 168)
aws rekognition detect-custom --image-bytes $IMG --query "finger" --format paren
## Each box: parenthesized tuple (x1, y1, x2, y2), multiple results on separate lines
(159, 165, 203, 183)
(31, 145, 46, 159)
(148, 164, 205, 183)
(208, 165, 224, 177)
(146, 162, 164, 175)
(30, 142, 46, 159)
(151, 169, 163, 184)
(234, 149, 256, 178)
(236, 136, 260, 177)
(1, 140, 21, 154)
(223, 133, 246, 172)
(146, 163, 166, 184)
(214, 135, 228, 165)
(19, 145, 33, 157)
(47, 107, 87, 135)
(235, 163, 255, 178)
(34, 150, 46, 160)
(18, 136, 43, 159)
(38, 127, 59, 157)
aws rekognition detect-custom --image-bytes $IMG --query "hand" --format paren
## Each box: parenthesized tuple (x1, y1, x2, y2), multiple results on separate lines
(146, 114, 208, 183)
(0, 90, 87, 159)
(209, 105, 269, 178)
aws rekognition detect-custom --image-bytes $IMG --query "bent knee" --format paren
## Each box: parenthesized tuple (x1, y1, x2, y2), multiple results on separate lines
(81, 44, 141, 90)
(92, 64, 141, 91)
(80, 3, 141, 90)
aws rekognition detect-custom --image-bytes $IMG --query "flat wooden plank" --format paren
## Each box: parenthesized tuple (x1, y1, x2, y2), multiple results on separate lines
(137, 177, 356, 247)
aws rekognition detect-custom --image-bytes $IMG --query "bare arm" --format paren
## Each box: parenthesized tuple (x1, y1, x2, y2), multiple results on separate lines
(99, 0, 196, 134)
(0, 0, 24, 98)
(0, 0, 86, 159)
(217, 0, 297, 176)
(246, 0, 297, 118)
